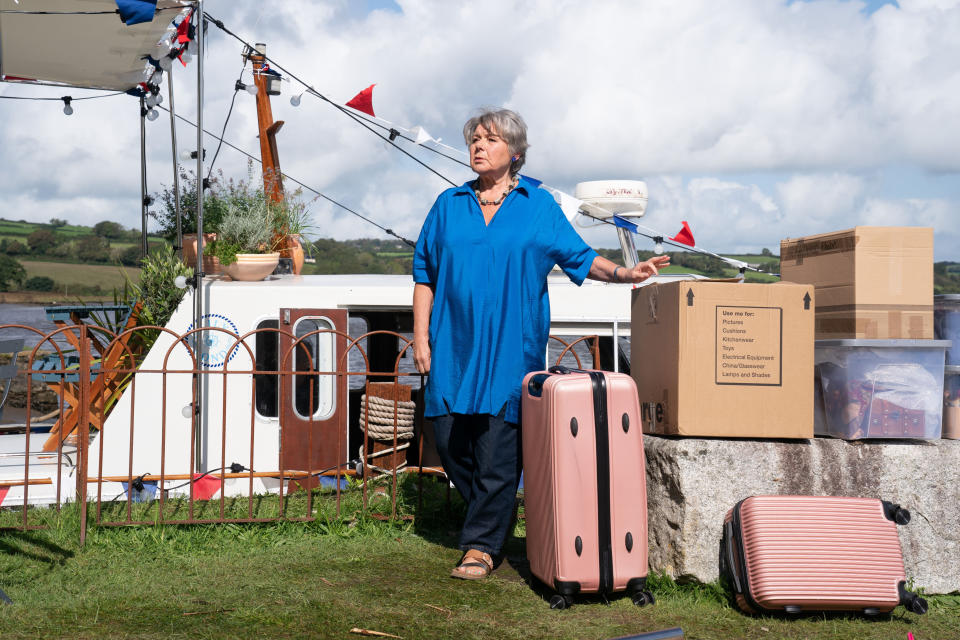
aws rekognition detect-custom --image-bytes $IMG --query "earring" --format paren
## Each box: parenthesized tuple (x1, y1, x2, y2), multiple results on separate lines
(512, 156, 519, 162)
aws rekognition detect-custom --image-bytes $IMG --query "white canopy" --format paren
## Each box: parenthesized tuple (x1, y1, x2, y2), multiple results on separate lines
(0, 0, 192, 91)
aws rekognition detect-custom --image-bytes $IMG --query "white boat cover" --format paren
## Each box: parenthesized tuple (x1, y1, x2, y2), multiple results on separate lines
(0, 0, 192, 91)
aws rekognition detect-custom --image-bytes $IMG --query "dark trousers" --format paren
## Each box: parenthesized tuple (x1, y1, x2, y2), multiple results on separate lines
(432, 410, 522, 557)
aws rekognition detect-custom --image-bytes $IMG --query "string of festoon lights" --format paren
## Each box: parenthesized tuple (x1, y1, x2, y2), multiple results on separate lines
(196, 13, 758, 271)
(0, 7, 758, 267)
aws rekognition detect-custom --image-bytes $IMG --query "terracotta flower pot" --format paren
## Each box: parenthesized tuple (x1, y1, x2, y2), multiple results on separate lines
(181, 233, 222, 275)
(222, 252, 281, 282)
(278, 234, 305, 275)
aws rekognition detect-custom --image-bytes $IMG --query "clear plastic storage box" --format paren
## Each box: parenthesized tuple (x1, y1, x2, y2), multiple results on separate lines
(945, 365, 960, 440)
(815, 339, 951, 440)
(935, 295, 960, 366)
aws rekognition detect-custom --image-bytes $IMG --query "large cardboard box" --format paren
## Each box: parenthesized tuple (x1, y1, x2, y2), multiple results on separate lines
(631, 280, 814, 438)
(780, 226, 933, 340)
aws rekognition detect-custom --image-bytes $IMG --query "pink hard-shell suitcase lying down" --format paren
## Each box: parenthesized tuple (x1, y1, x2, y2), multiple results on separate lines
(721, 495, 928, 616)
(521, 366, 653, 609)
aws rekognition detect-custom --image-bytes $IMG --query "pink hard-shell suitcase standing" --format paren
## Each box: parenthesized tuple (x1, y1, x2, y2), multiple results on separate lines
(521, 366, 653, 609)
(721, 495, 928, 616)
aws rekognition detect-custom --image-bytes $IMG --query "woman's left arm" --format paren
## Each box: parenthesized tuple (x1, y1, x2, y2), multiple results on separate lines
(586, 254, 672, 284)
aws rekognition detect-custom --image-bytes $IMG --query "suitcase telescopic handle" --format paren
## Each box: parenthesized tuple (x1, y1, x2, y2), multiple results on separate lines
(723, 521, 743, 594)
(548, 365, 590, 375)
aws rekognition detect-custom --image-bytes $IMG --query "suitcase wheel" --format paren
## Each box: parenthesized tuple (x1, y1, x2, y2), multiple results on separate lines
(549, 594, 573, 610)
(631, 590, 655, 607)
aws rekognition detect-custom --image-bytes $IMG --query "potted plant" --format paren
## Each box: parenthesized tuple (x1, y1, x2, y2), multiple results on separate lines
(207, 199, 280, 281)
(268, 189, 314, 275)
(150, 169, 229, 274)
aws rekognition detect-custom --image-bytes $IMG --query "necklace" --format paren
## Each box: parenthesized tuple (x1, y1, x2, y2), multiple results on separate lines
(475, 177, 518, 206)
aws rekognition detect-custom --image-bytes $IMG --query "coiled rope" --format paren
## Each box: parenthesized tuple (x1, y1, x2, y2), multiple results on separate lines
(359, 394, 416, 441)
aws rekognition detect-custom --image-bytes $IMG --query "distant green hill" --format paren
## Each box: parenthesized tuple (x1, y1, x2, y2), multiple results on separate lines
(3, 217, 958, 294)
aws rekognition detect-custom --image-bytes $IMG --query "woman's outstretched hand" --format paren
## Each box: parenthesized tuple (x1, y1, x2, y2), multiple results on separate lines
(624, 255, 671, 282)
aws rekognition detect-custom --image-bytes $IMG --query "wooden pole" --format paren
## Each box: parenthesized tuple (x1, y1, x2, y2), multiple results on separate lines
(247, 43, 284, 204)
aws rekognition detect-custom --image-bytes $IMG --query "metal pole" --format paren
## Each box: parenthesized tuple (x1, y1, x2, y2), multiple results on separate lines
(167, 70, 183, 257)
(193, 1, 205, 472)
(139, 95, 149, 258)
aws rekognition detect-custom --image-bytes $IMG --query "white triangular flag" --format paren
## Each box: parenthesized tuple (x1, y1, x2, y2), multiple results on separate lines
(410, 126, 433, 145)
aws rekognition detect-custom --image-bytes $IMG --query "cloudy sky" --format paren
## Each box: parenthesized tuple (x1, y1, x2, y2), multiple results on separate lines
(1, 0, 958, 260)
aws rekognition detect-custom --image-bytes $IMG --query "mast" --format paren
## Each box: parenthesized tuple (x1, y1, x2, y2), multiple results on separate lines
(246, 43, 284, 204)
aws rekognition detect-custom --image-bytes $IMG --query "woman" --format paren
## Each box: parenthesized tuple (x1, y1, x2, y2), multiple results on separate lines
(412, 108, 669, 580)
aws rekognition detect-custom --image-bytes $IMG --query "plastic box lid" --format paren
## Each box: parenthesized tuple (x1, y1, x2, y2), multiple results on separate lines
(816, 339, 952, 348)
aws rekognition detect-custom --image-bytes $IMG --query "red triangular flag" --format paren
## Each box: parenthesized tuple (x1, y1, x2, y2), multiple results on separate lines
(345, 84, 376, 117)
(0, 486, 8, 507)
(670, 221, 695, 247)
(176, 16, 191, 44)
(191, 474, 222, 501)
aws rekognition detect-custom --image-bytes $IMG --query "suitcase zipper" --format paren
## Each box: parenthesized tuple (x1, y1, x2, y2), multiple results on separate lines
(588, 371, 614, 594)
(730, 499, 767, 614)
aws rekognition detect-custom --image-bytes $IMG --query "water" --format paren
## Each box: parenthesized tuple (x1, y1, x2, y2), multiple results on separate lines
(0, 303, 69, 349)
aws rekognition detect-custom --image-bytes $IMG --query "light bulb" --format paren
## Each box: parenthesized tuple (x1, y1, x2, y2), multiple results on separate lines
(62, 97, 73, 116)
(159, 55, 173, 71)
(181, 403, 193, 419)
(145, 94, 157, 108)
(180, 51, 193, 65)
(174, 275, 188, 289)
(654, 241, 664, 255)
(245, 83, 258, 95)
(146, 109, 159, 121)
(156, 94, 163, 105)
(290, 93, 302, 107)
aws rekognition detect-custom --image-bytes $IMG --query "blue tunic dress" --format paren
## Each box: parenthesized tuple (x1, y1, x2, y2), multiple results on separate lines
(412, 176, 598, 424)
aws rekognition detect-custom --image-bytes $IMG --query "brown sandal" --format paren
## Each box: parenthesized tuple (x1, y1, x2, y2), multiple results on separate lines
(450, 550, 493, 580)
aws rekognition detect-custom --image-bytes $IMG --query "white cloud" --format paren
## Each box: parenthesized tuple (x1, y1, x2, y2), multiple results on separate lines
(0, 0, 957, 260)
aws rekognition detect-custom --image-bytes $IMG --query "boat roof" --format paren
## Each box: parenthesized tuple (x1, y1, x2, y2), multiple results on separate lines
(0, 0, 191, 91)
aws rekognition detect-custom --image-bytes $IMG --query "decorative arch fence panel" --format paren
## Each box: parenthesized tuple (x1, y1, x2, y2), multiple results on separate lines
(0, 321, 600, 543)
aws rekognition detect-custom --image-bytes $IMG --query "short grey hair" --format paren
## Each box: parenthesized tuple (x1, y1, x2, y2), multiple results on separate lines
(462, 108, 529, 176)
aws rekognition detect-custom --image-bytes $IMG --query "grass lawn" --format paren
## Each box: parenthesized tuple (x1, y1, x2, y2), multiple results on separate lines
(19, 260, 140, 292)
(0, 477, 955, 639)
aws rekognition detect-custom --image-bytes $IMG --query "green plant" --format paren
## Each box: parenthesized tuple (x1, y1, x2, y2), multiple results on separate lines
(150, 169, 231, 241)
(123, 245, 193, 349)
(207, 200, 277, 266)
(270, 188, 314, 236)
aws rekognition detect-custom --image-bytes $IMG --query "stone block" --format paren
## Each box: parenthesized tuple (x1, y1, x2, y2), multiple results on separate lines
(644, 435, 960, 594)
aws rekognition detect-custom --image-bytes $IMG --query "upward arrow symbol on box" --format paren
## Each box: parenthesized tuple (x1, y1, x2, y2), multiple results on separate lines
(803, 292, 811, 310)
(687, 289, 695, 306)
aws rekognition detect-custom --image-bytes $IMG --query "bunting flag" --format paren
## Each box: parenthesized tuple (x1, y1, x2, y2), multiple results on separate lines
(191, 474, 222, 501)
(120, 480, 158, 503)
(115, 0, 159, 26)
(0, 486, 9, 507)
(670, 221, 696, 247)
(410, 125, 433, 145)
(612, 214, 639, 233)
(346, 84, 376, 117)
(175, 13, 193, 44)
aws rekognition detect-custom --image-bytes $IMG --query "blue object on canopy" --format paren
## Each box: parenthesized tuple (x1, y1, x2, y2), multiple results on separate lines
(115, 0, 158, 26)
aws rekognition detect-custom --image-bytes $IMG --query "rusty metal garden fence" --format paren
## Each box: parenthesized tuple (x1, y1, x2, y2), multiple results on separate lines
(0, 321, 599, 543)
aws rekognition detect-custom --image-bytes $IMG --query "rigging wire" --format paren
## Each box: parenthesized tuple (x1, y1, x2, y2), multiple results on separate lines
(155, 103, 417, 247)
(203, 12, 463, 187)
(0, 91, 127, 101)
(577, 209, 758, 272)
(206, 56, 250, 181)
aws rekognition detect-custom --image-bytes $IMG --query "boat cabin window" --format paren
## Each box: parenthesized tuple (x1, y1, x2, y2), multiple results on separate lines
(255, 320, 279, 417)
(254, 317, 337, 420)
(293, 317, 336, 419)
